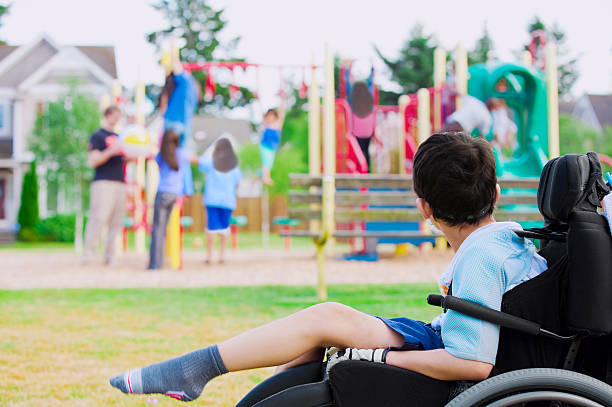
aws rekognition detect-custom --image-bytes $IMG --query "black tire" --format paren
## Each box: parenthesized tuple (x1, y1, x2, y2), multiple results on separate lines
(445, 368, 612, 407)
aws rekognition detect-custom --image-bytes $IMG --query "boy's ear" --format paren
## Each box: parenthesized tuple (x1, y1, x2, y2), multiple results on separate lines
(416, 198, 433, 220)
(495, 184, 501, 206)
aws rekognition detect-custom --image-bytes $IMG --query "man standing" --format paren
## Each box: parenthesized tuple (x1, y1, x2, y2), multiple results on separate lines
(82, 105, 125, 265)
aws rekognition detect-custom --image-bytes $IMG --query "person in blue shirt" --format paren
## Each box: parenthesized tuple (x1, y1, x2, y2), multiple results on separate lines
(111, 132, 548, 402)
(198, 138, 242, 264)
(147, 129, 190, 270)
(260, 95, 286, 186)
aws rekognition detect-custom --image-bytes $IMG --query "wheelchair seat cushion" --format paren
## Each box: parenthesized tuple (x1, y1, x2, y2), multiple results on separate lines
(328, 360, 456, 407)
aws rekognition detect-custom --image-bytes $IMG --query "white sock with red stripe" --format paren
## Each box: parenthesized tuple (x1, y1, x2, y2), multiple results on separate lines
(110, 344, 227, 402)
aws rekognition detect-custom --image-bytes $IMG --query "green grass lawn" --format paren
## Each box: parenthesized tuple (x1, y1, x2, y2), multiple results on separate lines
(0, 284, 438, 407)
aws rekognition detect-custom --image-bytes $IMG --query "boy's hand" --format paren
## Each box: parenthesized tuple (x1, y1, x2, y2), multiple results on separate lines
(325, 347, 389, 374)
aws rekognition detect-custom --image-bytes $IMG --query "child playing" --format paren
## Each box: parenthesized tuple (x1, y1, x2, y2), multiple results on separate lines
(198, 138, 242, 264)
(148, 129, 190, 270)
(110, 132, 547, 402)
(259, 96, 286, 185)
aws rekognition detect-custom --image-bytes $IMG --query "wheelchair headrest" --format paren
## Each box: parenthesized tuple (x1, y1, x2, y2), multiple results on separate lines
(537, 152, 610, 228)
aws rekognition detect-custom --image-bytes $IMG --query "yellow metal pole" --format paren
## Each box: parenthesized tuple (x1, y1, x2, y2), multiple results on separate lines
(167, 203, 181, 269)
(417, 88, 431, 144)
(546, 43, 560, 159)
(397, 95, 410, 174)
(433, 48, 446, 131)
(308, 53, 321, 234)
(318, 44, 336, 301)
(455, 44, 468, 110)
(521, 50, 533, 67)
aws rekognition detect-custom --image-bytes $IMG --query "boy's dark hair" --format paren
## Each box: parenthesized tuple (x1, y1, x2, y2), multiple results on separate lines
(104, 105, 120, 117)
(413, 132, 497, 226)
(265, 108, 279, 119)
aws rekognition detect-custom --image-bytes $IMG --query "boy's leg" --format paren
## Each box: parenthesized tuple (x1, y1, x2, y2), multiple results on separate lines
(111, 302, 403, 401)
(206, 233, 214, 263)
(219, 233, 227, 263)
(219, 302, 403, 371)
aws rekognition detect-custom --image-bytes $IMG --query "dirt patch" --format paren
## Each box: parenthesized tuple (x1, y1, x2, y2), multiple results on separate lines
(0, 247, 453, 289)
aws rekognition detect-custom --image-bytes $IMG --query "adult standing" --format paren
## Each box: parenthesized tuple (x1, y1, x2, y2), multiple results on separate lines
(82, 105, 125, 265)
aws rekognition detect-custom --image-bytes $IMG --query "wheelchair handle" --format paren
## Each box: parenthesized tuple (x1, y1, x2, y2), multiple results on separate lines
(427, 294, 541, 336)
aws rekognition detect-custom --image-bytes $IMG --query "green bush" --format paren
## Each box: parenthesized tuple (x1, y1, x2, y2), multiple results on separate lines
(237, 142, 308, 198)
(18, 227, 44, 242)
(36, 214, 77, 242)
(17, 161, 39, 240)
(237, 142, 262, 175)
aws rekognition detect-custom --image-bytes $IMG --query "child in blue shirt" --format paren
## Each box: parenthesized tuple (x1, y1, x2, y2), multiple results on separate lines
(148, 129, 190, 270)
(260, 96, 286, 186)
(111, 132, 548, 401)
(198, 138, 242, 264)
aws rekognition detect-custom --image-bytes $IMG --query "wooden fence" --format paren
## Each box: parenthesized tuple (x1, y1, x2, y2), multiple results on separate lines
(182, 194, 290, 234)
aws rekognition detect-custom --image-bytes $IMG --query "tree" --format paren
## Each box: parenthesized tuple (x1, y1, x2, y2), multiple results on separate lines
(146, 0, 253, 111)
(375, 24, 437, 96)
(469, 24, 495, 65)
(17, 160, 39, 239)
(525, 16, 579, 97)
(0, 3, 10, 45)
(30, 81, 100, 212)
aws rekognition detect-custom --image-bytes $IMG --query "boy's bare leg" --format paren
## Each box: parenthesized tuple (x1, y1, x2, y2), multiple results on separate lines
(110, 302, 402, 401)
(274, 348, 325, 374)
(219, 302, 403, 371)
(219, 234, 227, 263)
(206, 233, 214, 263)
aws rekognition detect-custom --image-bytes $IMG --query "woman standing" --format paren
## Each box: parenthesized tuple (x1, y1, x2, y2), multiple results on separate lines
(148, 129, 189, 270)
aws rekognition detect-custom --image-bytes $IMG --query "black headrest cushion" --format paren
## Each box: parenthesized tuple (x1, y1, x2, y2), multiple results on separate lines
(537, 152, 610, 228)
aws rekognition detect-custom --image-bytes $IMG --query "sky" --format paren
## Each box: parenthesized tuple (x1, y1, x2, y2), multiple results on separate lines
(2, 0, 612, 110)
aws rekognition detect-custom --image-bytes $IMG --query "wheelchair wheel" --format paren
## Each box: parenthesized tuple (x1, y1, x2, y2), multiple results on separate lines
(446, 368, 612, 407)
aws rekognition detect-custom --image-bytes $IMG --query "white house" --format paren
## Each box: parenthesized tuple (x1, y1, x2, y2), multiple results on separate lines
(0, 34, 117, 242)
(571, 94, 612, 132)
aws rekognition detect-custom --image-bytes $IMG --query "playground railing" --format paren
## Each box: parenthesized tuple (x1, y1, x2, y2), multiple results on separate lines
(282, 173, 542, 299)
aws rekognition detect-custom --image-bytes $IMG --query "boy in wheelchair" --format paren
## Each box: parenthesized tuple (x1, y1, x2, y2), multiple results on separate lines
(110, 132, 612, 406)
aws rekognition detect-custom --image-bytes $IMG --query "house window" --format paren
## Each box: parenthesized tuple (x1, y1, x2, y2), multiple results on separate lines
(0, 101, 11, 137)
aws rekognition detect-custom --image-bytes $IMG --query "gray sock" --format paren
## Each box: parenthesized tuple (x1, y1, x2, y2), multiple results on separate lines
(110, 344, 228, 402)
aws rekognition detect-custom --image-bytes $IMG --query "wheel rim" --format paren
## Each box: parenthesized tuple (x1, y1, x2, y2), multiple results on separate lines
(486, 391, 606, 407)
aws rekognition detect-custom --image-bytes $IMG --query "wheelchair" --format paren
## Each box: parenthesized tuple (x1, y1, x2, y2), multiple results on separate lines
(236, 152, 612, 407)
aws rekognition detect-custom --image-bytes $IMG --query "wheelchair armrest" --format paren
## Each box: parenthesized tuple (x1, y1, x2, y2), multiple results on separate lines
(428, 294, 578, 341)
(428, 294, 542, 336)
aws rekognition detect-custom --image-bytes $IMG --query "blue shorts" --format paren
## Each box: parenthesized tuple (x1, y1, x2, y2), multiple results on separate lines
(375, 316, 444, 351)
(206, 206, 232, 234)
(260, 145, 277, 169)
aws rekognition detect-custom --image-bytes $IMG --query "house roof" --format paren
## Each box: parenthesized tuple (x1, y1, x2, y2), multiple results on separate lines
(0, 36, 117, 88)
(587, 94, 612, 128)
(559, 100, 576, 115)
(0, 38, 57, 86)
(75, 46, 117, 78)
(192, 116, 253, 152)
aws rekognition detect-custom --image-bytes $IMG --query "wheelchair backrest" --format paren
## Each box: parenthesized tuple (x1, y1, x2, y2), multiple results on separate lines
(539, 152, 612, 335)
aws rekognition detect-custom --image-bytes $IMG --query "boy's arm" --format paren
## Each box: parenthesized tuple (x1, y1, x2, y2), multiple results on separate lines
(385, 348, 493, 381)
